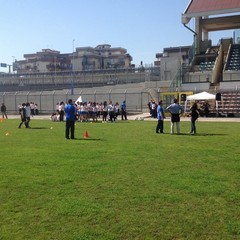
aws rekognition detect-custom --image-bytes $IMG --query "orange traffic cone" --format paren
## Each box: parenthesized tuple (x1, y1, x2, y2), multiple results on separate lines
(84, 130, 89, 139)
(1, 117, 4, 123)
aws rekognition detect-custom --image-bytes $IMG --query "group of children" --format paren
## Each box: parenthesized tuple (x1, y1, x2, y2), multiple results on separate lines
(51, 100, 127, 122)
(17, 102, 39, 128)
(18, 102, 39, 116)
(18, 102, 31, 128)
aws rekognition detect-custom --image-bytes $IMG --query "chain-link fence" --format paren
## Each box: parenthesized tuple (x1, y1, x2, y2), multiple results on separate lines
(0, 90, 153, 115)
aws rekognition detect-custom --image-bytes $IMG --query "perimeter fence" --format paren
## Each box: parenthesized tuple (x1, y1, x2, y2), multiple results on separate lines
(0, 89, 154, 115)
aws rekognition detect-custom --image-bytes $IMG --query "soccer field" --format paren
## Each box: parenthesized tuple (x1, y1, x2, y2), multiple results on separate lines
(0, 118, 239, 239)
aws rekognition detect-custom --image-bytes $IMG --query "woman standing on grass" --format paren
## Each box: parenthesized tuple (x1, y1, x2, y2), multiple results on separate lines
(59, 101, 65, 121)
(108, 101, 115, 122)
(102, 101, 108, 123)
(190, 102, 200, 135)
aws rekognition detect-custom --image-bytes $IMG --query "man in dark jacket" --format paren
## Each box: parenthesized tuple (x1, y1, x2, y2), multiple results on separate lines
(1, 103, 8, 119)
(18, 103, 26, 128)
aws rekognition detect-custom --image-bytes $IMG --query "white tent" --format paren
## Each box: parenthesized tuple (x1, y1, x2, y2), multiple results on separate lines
(75, 96, 83, 103)
(186, 91, 216, 101)
(184, 91, 223, 113)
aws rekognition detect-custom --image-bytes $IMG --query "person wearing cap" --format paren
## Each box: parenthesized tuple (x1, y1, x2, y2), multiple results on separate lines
(156, 100, 165, 133)
(64, 99, 76, 139)
(166, 98, 184, 134)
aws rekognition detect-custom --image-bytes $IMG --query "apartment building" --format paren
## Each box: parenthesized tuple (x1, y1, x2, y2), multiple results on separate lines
(74, 44, 132, 71)
(15, 44, 132, 73)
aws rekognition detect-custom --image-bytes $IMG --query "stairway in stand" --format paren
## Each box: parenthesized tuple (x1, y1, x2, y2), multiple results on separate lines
(218, 91, 240, 117)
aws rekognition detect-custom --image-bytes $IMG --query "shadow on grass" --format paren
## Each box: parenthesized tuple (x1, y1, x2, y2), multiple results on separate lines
(170, 133, 227, 136)
(28, 127, 49, 130)
(67, 138, 103, 141)
(189, 133, 227, 136)
(156, 132, 227, 136)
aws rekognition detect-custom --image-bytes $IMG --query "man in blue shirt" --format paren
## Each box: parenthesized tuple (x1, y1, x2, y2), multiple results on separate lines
(64, 99, 76, 139)
(121, 100, 127, 120)
(156, 100, 165, 133)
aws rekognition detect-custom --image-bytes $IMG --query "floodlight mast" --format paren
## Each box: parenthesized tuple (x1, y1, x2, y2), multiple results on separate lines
(71, 39, 75, 95)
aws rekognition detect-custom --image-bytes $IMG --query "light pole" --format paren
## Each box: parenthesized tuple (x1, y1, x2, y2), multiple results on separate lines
(54, 56, 57, 83)
(12, 56, 15, 73)
(71, 39, 75, 95)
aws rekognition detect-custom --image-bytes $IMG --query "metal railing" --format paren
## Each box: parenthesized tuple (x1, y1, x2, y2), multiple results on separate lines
(0, 67, 160, 92)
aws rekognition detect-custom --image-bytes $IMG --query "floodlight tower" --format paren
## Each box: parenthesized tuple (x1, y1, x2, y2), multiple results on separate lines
(71, 39, 75, 95)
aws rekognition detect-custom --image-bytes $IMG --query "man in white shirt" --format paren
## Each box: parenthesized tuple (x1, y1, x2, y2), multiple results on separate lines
(25, 102, 31, 128)
(166, 98, 184, 134)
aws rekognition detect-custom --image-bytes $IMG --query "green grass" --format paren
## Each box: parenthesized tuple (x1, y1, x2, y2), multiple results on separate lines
(0, 118, 240, 239)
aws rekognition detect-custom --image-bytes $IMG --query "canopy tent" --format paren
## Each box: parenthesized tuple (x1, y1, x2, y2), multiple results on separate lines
(184, 91, 223, 113)
(186, 91, 216, 101)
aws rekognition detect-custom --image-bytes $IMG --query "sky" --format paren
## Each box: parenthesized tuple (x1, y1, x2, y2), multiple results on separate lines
(0, 0, 235, 72)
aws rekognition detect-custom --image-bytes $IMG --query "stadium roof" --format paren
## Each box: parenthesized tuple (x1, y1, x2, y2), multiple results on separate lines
(182, 0, 240, 24)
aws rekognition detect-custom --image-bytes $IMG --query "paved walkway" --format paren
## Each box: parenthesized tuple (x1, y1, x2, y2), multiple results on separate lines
(127, 112, 240, 122)
(4, 113, 240, 122)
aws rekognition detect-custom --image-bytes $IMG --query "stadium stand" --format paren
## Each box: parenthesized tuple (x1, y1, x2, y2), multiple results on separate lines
(225, 44, 240, 71)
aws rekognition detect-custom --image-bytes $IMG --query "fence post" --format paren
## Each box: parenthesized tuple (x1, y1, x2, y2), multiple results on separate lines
(94, 90, 96, 102)
(52, 91, 55, 113)
(65, 91, 69, 103)
(14, 92, 17, 112)
(109, 89, 112, 101)
(3, 92, 5, 104)
(124, 89, 127, 102)
(40, 91, 43, 113)
(157, 88, 160, 103)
